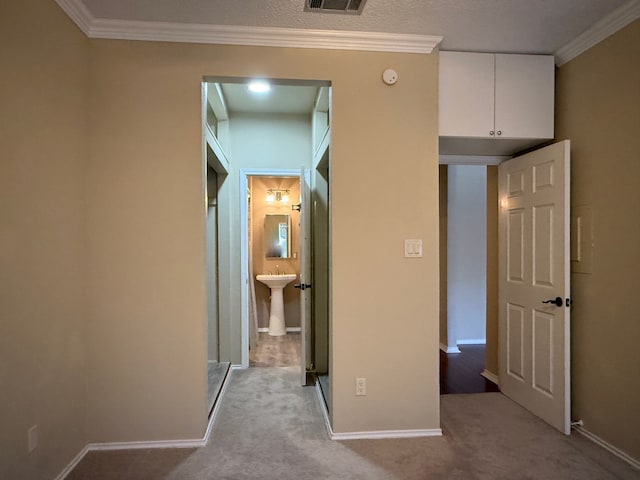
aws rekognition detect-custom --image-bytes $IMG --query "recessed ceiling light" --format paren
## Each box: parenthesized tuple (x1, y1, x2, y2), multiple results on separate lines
(248, 80, 271, 93)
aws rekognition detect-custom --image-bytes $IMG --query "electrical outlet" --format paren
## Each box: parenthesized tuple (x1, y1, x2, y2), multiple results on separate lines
(355, 377, 366, 396)
(27, 425, 38, 453)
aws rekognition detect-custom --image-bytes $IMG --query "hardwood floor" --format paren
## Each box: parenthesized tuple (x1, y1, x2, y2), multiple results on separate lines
(440, 344, 500, 394)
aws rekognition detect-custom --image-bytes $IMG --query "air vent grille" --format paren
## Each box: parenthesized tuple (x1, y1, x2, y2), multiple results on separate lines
(304, 0, 367, 15)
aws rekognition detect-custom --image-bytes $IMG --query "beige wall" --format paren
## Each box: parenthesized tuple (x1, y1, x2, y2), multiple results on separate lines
(86, 40, 440, 439)
(251, 176, 301, 329)
(555, 19, 640, 460)
(0, 0, 89, 477)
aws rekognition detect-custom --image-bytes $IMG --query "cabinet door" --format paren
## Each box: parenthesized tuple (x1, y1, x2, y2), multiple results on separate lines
(495, 54, 555, 139)
(439, 52, 495, 138)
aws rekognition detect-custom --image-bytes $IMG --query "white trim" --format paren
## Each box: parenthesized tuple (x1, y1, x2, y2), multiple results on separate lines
(313, 128, 331, 168)
(332, 429, 442, 441)
(481, 369, 500, 386)
(554, 0, 640, 66)
(87, 438, 206, 451)
(56, 365, 236, 479)
(315, 379, 334, 439)
(54, 0, 92, 35)
(439, 155, 509, 166)
(89, 21, 442, 54)
(257, 327, 301, 333)
(55, 1, 442, 54)
(240, 168, 303, 370)
(54, 445, 89, 480)
(457, 338, 486, 345)
(572, 424, 640, 470)
(439, 342, 461, 354)
(314, 380, 441, 440)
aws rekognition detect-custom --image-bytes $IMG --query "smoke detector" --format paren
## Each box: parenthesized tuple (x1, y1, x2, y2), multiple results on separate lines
(304, 0, 367, 15)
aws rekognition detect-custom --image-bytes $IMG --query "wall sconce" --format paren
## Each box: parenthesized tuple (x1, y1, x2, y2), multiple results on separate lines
(266, 189, 290, 204)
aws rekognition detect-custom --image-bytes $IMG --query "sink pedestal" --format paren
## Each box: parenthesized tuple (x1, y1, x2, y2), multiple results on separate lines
(267, 287, 287, 336)
(256, 274, 297, 337)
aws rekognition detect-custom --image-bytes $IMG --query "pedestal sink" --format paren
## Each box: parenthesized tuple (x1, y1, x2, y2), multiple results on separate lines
(256, 274, 297, 336)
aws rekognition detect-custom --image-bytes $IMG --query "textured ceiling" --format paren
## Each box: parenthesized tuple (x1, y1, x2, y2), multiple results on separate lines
(80, 0, 628, 54)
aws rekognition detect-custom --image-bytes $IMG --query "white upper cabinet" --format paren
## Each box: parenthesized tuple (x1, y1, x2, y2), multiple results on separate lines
(440, 52, 495, 138)
(439, 51, 555, 156)
(494, 54, 554, 139)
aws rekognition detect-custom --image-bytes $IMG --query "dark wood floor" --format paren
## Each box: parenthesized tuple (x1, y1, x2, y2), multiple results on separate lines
(440, 344, 500, 394)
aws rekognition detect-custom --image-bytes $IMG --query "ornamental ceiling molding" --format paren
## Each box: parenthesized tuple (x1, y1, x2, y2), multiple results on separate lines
(54, 0, 442, 54)
(554, 0, 640, 66)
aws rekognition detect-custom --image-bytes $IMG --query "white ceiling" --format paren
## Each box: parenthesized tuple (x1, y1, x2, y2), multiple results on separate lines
(219, 83, 320, 115)
(78, 0, 630, 54)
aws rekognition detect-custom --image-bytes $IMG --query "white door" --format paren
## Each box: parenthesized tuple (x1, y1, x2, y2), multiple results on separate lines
(498, 140, 571, 434)
(297, 169, 312, 385)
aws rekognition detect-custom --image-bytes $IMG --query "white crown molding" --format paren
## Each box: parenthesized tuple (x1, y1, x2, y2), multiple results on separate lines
(54, 0, 92, 35)
(89, 20, 442, 54)
(54, 0, 441, 54)
(555, 0, 640, 66)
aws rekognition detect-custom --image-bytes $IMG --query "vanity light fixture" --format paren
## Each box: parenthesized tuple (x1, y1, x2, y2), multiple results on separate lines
(266, 189, 290, 204)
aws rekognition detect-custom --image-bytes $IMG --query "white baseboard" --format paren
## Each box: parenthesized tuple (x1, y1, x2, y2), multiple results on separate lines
(257, 327, 301, 333)
(440, 342, 461, 354)
(314, 382, 441, 441)
(56, 366, 235, 479)
(481, 369, 500, 386)
(54, 445, 89, 480)
(315, 380, 333, 439)
(331, 428, 443, 441)
(572, 424, 640, 470)
(457, 339, 486, 345)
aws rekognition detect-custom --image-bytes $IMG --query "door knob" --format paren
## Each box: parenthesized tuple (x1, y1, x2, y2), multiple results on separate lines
(294, 283, 312, 290)
(542, 297, 563, 307)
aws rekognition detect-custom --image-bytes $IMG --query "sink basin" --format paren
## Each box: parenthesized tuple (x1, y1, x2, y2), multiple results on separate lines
(256, 274, 297, 289)
(256, 274, 297, 336)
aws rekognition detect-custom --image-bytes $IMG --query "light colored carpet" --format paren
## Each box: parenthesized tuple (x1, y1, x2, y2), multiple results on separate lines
(67, 367, 640, 479)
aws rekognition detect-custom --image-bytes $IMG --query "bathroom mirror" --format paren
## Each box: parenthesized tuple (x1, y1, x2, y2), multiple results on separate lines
(264, 214, 291, 259)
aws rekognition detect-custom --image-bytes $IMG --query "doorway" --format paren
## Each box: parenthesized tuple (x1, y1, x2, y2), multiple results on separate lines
(243, 172, 303, 370)
(204, 77, 332, 415)
(439, 163, 500, 395)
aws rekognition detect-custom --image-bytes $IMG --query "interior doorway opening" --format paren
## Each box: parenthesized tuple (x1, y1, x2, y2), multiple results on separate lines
(203, 77, 331, 414)
(439, 163, 500, 395)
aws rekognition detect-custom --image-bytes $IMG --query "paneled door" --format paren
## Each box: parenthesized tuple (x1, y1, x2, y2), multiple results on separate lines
(296, 168, 313, 386)
(499, 141, 571, 434)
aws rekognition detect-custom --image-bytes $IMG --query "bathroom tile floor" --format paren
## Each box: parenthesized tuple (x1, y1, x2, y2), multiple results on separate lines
(250, 332, 300, 367)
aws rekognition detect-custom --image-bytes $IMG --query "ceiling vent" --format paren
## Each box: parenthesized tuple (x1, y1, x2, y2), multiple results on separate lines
(304, 0, 367, 15)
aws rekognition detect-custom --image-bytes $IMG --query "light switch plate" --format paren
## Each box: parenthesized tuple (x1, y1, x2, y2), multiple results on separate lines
(404, 239, 423, 258)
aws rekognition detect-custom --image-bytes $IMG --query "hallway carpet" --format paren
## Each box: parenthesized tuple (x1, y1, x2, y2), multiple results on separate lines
(67, 367, 639, 479)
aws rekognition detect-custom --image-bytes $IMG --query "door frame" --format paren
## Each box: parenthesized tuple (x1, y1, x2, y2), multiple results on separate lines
(239, 168, 304, 368)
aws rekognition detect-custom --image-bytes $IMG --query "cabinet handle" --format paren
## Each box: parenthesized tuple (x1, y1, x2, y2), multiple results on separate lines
(489, 130, 495, 136)
(497, 130, 502, 136)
